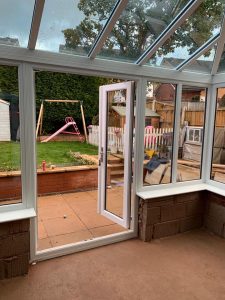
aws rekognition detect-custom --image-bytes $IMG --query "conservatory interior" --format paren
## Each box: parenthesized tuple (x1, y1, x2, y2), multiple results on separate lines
(1, 0, 225, 298)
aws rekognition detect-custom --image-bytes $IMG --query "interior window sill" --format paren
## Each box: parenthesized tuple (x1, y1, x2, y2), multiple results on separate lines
(137, 183, 208, 200)
(0, 208, 36, 223)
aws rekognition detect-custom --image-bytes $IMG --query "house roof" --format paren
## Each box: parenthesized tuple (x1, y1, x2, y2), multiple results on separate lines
(111, 106, 160, 118)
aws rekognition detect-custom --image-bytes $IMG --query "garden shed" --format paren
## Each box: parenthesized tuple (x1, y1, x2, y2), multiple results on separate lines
(0, 99, 10, 141)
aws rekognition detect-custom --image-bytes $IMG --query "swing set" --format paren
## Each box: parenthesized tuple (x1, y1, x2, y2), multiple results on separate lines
(36, 99, 88, 143)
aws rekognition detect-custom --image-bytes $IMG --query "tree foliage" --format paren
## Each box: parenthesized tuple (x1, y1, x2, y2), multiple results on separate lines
(0, 65, 110, 133)
(63, 0, 224, 60)
(35, 71, 110, 133)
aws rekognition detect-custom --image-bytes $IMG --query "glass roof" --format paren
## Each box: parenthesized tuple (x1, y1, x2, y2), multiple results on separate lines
(147, 0, 225, 72)
(36, 0, 118, 55)
(184, 48, 216, 74)
(0, 0, 35, 48)
(217, 45, 225, 73)
(1, 0, 225, 75)
(97, 0, 190, 62)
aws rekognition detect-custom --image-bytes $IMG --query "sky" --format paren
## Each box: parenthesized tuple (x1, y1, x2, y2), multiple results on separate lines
(0, 0, 84, 51)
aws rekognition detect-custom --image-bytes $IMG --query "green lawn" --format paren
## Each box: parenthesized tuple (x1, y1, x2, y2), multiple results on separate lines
(0, 141, 98, 171)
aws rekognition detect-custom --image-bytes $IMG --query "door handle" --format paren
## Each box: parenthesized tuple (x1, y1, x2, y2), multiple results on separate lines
(99, 147, 104, 166)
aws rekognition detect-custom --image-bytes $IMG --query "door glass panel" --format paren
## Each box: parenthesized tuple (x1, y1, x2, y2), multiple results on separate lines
(176, 86, 207, 182)
(211, 88, 225, 183)
(0, 65, 22, 206)
(105, 89, 127, 217)
(143, 82, 176, 186)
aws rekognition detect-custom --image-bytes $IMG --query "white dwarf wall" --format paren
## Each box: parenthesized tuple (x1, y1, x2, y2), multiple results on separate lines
(0, 100, 10, 141)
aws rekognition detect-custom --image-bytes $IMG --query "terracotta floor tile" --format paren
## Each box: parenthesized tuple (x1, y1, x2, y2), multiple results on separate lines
(38, 221, 48, 239)
(61, 191, 94, 202)
(50, 230, 93, 247)
(79, 212, 114, 229)
(42, 215, 87, 237)
(39, 202, 75, 221)
(90, 224, 126, 238)
(37, 238, 52, 251)
(38, 194, 64, 207)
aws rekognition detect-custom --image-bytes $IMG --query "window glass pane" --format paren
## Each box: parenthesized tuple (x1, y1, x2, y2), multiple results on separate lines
(0, 65, 22, 206)
(97, 0, 189, 62)
(184, 47, 216, 74)
(0, 0, 35, 48)
(217, 45, 225, 73)
(177, 86, 207, 182)
(36, 0, 118, 55)
(147, 1, 225, 69)
(143, 82, 176, 186)
(211, 88, 225, 183)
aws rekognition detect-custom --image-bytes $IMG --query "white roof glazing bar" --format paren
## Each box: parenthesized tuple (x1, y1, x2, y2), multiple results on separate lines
(211, 13, 225, 75)
(88, 0, 128, 59)
(176, 33, 220, 71)
(28, 0, 45, 50)
(135, 0, 204, 66)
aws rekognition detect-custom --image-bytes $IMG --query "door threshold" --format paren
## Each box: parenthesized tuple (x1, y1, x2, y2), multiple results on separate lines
(32, 230, 136, 262)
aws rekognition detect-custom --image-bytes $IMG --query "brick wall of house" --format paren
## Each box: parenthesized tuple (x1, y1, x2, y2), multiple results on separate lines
(204, 191, 225, 237)
(0, 219, 30, 279)
(139, 192, 205, 241)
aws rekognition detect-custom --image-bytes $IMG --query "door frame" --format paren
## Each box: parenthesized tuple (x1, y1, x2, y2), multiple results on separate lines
(98, 81, 135, 228)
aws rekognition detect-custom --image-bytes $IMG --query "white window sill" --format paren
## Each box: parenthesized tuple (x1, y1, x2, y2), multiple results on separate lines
(0, 208, 36, 223)
(137, 183, 209, 200)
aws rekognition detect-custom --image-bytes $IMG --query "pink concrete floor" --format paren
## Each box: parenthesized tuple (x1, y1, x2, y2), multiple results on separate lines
(38, 187, 125, 250)
(2, 230, 225, 300)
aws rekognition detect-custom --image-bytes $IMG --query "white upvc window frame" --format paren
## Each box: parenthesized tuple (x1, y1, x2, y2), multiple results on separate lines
(0, 61, 36, 221)
(0, 45, 225, 261)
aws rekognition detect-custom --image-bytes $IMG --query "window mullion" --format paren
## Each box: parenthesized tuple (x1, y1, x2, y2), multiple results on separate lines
(172, 83, 182, 183)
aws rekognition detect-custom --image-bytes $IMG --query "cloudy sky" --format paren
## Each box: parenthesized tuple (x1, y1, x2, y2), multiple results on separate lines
(0, 0, 84, 51)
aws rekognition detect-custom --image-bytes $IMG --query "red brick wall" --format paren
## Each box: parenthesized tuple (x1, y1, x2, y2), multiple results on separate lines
(139, 192, 205, 241)
(0, 219, 30, 279)
(0, 167, 106, 200)
(204, 191, 225, 237)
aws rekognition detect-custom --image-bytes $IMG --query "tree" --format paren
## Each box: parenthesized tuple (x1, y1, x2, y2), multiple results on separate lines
(63, 0, 224, 61)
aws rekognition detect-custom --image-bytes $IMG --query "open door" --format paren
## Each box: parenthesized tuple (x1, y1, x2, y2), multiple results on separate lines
(98, 81, 134, 228)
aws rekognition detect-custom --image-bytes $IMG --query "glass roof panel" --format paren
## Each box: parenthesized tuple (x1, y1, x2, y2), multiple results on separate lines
(96, 0, 190, 62)
(36, 0, 118, 55)
(147, 1, 225, 70)
(183, 47, 216, 74)
(0, 0, 35, 48)
(217, 45, 225, 73)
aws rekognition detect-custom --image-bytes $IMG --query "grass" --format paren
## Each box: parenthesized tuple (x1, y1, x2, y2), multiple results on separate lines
(0, 141, 98, 171)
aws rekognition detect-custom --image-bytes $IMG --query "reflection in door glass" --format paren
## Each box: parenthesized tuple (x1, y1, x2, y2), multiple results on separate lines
(105, 89, 128, 218)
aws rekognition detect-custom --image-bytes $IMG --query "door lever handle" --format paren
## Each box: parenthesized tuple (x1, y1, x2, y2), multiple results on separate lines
(99, 147, 104, 166)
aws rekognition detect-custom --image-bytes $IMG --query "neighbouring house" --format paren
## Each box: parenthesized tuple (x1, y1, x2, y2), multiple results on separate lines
(0, 37, 19, 47)
(109, 105, 160, 128)
(0, 99, 10, 141)
(154, 82, 206, 103)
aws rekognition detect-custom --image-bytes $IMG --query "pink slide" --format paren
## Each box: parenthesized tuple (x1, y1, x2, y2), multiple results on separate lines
(41, 117, 81, 143)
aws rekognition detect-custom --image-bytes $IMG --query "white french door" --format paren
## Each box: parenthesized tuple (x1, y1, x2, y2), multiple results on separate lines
(98, 81, 134, 228)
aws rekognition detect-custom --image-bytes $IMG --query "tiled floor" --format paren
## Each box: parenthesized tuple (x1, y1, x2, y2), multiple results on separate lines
(37, 186, 125, 250)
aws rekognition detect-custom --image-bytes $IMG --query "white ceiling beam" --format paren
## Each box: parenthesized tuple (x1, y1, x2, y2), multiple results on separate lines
(176, 33, 220, 71)
(28, 0, 45, 50)
(88, 0, 128, 59)
(136, 0, 204, 66)
(211, 14, 225, 75)
(0, 44, 211, 84)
